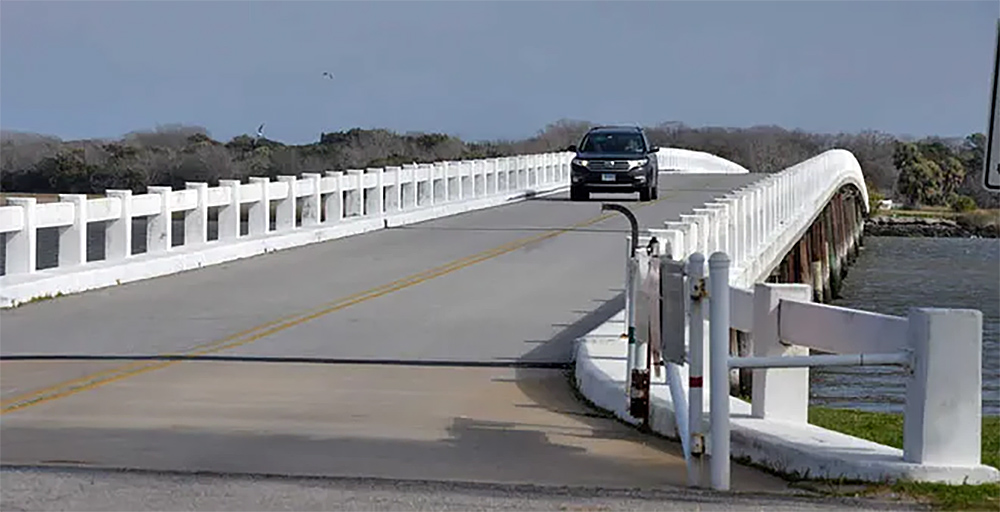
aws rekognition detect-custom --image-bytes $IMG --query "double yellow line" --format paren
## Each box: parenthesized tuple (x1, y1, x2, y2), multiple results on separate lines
(1, 195, 670, 415)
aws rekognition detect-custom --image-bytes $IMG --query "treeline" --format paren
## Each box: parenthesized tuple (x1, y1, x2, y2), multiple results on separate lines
(1, 120, 995, 210)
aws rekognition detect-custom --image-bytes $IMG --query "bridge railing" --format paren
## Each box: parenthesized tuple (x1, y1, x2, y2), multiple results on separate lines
(0, 146, 752, 307)
(701, 252, 985, 489)
(0, 153, 570, 278)
(651, 148, 869, 290)
(616, 148, 990, 486)
(654, 147, 750, 174)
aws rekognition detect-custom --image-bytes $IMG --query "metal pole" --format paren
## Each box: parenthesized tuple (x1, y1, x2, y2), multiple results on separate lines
(602, 203, 639, 257)
(625, 253, 637, 394)
(603, 203, 649, 423)
(708, 251, 731, 491)
(687, 252, 706, 487)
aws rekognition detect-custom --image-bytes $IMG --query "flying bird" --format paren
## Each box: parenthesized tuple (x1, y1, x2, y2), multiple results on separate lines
(322, 71, 335, 79)
(256, 123, 265, 139)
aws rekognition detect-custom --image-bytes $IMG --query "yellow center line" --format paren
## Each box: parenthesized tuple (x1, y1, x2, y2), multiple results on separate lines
(0, 195, 671, 414)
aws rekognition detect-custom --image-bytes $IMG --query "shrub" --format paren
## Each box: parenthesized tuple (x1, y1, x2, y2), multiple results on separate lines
(950, 194, 977, 213)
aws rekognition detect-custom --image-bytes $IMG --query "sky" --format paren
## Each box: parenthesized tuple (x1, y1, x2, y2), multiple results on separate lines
(1, 0, 997, 145)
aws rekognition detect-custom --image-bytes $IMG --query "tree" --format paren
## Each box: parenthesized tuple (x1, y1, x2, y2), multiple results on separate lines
(894, 141, 943, 206)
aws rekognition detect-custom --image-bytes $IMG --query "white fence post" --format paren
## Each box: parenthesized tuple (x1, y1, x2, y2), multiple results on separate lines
(325, 171, 344, 222)
(276, 176, 297, 230)
(708, 251, 731, 491)
(105, 190, 132, 261)
(147, 186, 174, 251)
(248, 177, 271, 235)
(301, 173, 322, 226)
(903, 308, 983, 467)
(5, 197, 37, 275)
(185, 182, 209, 245)
(750, 283, 813, 422)
(344, 170, 363, 217)
(57, 194, 88, 267)
(687, 252, 707, 486)
(217, 180, 242, 240)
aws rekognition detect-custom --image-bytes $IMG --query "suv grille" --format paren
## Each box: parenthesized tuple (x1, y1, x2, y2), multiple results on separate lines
(588, 160, 630, 170)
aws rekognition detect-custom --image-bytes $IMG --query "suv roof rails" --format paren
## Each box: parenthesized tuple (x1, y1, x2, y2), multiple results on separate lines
(588, 125, 643, 132)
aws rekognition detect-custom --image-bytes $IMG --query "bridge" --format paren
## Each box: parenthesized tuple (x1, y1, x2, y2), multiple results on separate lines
(0, 147, 994, 504)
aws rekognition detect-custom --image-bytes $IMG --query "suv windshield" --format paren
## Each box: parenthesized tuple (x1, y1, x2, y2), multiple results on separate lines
(579, 131, 646, 154)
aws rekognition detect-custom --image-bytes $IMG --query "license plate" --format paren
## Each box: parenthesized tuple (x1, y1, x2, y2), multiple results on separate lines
(601, 173, 616, 182)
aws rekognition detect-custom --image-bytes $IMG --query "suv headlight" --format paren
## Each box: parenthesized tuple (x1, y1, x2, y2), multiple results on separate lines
(572, 158, 589, 167)
(627, 158, 650, 168)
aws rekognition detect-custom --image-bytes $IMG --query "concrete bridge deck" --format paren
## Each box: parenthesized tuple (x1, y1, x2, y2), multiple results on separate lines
(0, 174, 817, 498)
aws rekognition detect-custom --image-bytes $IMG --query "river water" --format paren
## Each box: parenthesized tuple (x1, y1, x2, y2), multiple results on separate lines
(810, 236, 1000, 416)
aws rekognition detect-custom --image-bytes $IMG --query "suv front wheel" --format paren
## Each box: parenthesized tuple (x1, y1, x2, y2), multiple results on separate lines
(570, 185, 589, 201)
(639, 181, 657, 202)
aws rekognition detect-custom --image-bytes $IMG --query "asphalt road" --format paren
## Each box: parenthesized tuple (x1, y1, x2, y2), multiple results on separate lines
(0, 173, 763, 363)
(1, 467, 926, 512)
(8, 174, 896, 509)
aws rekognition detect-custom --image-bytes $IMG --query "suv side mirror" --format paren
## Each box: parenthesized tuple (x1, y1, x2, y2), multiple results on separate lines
(648, 146, 660, 153)
(566, 144, 577, 152)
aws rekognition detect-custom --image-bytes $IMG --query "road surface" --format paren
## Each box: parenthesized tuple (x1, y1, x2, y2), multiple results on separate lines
(1, 174, 906, 509)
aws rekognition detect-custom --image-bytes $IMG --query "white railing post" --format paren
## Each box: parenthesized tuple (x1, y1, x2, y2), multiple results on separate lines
(184, 182, 209, 245)
(400, 164, 416, 209)
(370, 169, 385, 218)
(345, 170, 363, 217)
(5, 198, 37, 275)
(276, 176, 297, 230)
(687, 252, 707, 486)
(752, 186, 762, 257)
(147, 186, 174, 251)
(325, 171, 344, 223)
(693, 208, 718, 255)
(708, 251, 731, 491)
(388, 166, 402, 212)
(301, 173, 322, 226)
(57, 194, 88, 267)
(405, 164, 419, 209)
(105, 190, 132, 261)
(440, 162, 451, 201)
(903, 308, 983, 467)
(750, 283, 813, 421)
(248, 177, 270, 235)
(217, 180, 242, 240)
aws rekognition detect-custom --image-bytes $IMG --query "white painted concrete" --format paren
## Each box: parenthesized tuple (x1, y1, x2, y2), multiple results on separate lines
(574, 315, 1000, 485)
(575, 148, 997, 486)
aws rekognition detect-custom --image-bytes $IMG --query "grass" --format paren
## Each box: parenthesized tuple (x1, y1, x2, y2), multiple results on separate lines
(809, 406, 1000, 510)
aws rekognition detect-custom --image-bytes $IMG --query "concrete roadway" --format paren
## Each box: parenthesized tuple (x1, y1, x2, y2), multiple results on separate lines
(0, 174, 912, 510)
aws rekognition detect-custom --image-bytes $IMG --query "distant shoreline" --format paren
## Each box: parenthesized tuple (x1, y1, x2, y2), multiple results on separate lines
(865, 214, 999, 239)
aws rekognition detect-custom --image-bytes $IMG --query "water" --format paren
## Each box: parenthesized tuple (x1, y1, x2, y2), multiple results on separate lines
(810, 236, 1000, 416)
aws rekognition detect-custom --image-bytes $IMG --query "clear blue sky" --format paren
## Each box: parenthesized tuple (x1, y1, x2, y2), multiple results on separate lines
(1, 0, 997, 145)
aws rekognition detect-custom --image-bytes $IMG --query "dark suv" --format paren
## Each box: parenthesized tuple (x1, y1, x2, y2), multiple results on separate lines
(567, 126, 659, 201)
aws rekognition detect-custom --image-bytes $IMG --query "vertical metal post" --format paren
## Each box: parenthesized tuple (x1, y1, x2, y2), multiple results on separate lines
(602, 203, 648, 422)
(625, 252, 637, 394)
(708, 251, 731, 491)
(687, 252, 706, 487)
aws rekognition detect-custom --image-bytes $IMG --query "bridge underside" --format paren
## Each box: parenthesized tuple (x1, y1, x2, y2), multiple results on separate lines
(1, 174, 800, 494)
(764, 185, 867, 303)
(729, 185, 867, 396)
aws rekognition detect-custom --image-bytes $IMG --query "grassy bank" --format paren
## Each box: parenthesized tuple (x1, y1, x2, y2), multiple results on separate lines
(873, 206, 1000, 224)
(808, 406, 999, 510)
